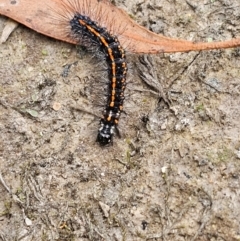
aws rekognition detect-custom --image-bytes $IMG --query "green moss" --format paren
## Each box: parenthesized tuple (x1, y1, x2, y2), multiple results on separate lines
(0, 201, 12, 217)
(195, 103, 205, 111)
(207, 146, 234, 163)
(41, 49, 48, 56)
(217, 147, 234, 162)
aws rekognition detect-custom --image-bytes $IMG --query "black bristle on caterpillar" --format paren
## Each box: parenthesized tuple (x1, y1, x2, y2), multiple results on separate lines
(70, 13, 127, 145)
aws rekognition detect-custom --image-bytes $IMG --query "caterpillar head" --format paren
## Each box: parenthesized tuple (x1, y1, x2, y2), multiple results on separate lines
(96, 123, 114, 146)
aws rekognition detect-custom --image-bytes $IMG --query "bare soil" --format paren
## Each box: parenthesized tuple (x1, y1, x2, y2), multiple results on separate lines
(0, 0, 240, 240)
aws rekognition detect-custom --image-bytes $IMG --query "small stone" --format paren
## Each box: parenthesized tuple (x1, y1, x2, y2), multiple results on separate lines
(99, 201, 110, 218)
(52, 102, 61, 111)
(160, 119, 167, 130)
(161, 166, 168, 173)
(25, 217, 32, 226)
(235, 149, 240, 159)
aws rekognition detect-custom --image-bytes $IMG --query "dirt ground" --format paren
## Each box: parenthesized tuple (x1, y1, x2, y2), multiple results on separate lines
(0, 0, 240, 240)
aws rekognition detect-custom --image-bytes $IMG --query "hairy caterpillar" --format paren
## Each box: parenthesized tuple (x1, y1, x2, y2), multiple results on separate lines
(48, 0, 128, 145)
